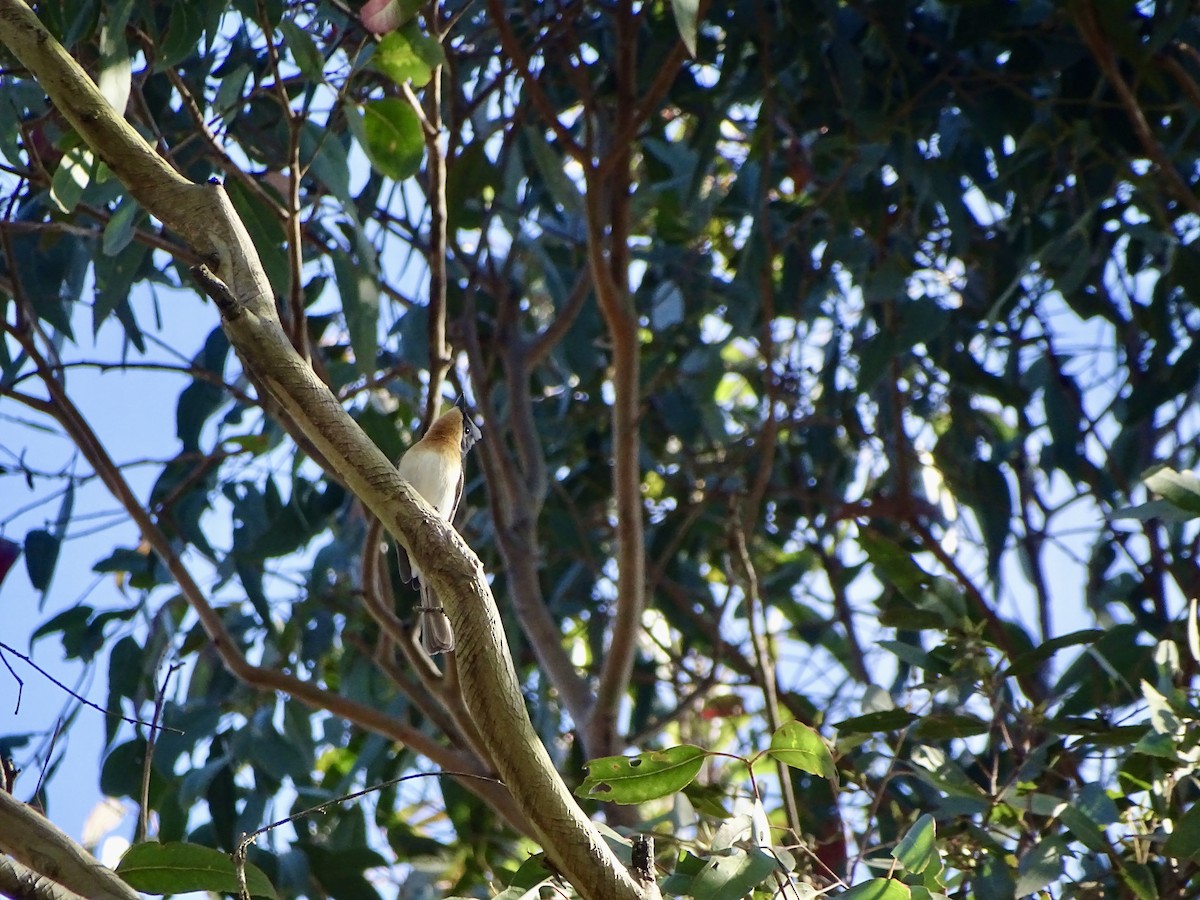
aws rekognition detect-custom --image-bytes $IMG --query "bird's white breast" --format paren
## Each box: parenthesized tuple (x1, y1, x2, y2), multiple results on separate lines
(398, 446, 460, 519)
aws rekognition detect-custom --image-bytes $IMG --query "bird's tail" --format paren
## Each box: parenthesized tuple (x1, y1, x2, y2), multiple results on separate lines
(415, 581, 455, 654)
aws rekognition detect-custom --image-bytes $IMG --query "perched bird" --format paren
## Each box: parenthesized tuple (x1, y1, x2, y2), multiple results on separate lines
(395, 400, 482, 654)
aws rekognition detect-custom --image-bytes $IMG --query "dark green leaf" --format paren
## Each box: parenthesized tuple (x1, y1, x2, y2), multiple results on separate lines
(1002, 629, 1104, 678)
(156, 4, 204, 70)
(1164, 801, 1200, 860)
(332, 248, 381, 380)
(117, 841, 277, 898)
(278, 17, 324, 83)
(1015, 837, 1066, 897)
(912, 713, 990, 740)
(23, 528, 60, 593)
(686, 848, 778, 900)
(224, 178, 289, 298)
(301, 122, 352, 202)
(834, 710, 920, 734)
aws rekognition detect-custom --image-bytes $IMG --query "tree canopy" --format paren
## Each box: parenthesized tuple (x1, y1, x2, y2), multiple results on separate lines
(3, 0, 1200, 897)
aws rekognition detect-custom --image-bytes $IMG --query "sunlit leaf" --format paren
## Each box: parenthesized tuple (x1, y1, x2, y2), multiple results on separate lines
(842, 878, 911, 899)
(370, 24, 445, 87)
(577, 745, 706, 804)
(669, 0, 700, 56)
(893, 814, 937, 874)
(1144, 466, 1200, 517)
(767, 722, 837, 785)
(360, 97, 424, 182)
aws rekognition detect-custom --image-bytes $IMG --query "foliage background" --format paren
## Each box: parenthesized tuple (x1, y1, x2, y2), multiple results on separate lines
(4, 0, 1200, 897)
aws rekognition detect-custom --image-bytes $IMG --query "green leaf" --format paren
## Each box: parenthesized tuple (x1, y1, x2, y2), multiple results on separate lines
(842, 878, 912, 899)
(858, 533, 930, 605)
(1108, 504, 1195, 525)
(687, 847, 778, 900)
(301, 121, 352, 202)
(1120, 863, 1159, 900)
(523, 127, 583, 216)
(98, 0, 133, 115)
(1164, 801, 1200, 860)
(834, 710, 919, 735)
(278, 17, 324, 82)
(1057, 803, 1109, 854)
(893, 814, 937, 874)
(102, 196, 142, 256)
(94, 241, 148, 345)
(878, 640, 941, 672)
(24, 528, 61, 594)
(332, 248, 381, 380)
(1001, 628, 1105, 678)
(766, 722, 837, 785)
(116, 841, 277, 898)
(973, 853, 1015, 898)
(1014, 837, 1066, 897)
(669, 0, 700, 56)
(576, 745, 706, 804)
(370, 23, 445, 87)
(157, 4, 204, 70)
(360, 97, 424, 182)
(176, 328, 231, 452)
(912, 713, 990, 740)
(1144, 466, 1200, 517)
(49, 146, 96, 214)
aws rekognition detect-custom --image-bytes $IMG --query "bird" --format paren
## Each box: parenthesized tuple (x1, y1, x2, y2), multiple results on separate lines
(395, 399, 482, 655)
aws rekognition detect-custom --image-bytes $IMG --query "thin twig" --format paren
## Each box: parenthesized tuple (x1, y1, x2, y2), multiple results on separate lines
(32, 718, 62, 804)
(419, 8, 452, 433)
(233, 770, 506, 900)
(0, 651, 21, 714)
(139, 662, 182, 840)
(728, 512, 803, 849)
(1071, 0, 1200, 217)
(0, 642, 181, 734)
(485, 0, 586, 162)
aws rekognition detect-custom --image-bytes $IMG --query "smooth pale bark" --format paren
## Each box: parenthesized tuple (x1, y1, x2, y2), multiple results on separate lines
(0, 792, 137, 900)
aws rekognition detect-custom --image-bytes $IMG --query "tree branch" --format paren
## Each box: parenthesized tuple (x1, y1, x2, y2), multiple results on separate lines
(584, 52, 646, 758)
(0, 790, 137, 900)
(1071, 0, 1200, 217)
(0, 856, 90, 900)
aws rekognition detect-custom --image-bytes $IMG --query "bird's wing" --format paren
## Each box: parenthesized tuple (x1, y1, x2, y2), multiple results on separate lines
(448, 465, 465, 523)
(394, 542, 415, 584)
